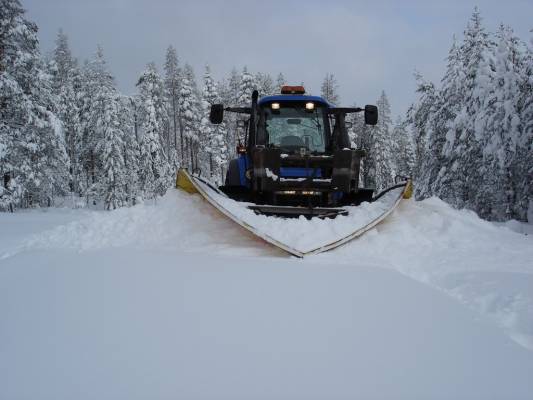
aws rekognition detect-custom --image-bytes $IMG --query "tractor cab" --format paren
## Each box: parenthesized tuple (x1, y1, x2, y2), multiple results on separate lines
(209, 85, 378, 216)
(257, 90, 330, 155)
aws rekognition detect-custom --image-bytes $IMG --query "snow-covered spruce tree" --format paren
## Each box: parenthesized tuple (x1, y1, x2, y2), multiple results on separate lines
(431, 36, 466, 204)
(474, 25, 524, 220)
(236, 66, 255, 146)
(255, 72, 275, 96)
(514, 29, 533, 222)
(227, 67, 241, 105)
(392, 117, 415, 179)
(522, 30, 533, 140)
(371, 91, 395, 191)
(79, 48, 129, 209)
(219, 67, 241, 158)
(321, 73, 339, 105)
(198, 64, 215, 176)
(78, 46, 118, 204)
(453, 8, 495, 212)
(237, 66, 255, 105)
(406, 73, 438, 199)
(178, 64, 201, 170)
(98, 94, 127, 210)
(0, 0, 69, 210)
(49, 29, 83, 195)
(164, 45, 182, 167)
(199, 65, 228, 182)
(276, 72, 286, 92)
(136, 63, 171, 199)
(408, 10, 532, 222)
(361, 91, 395, 191)
(118, 95, 140, 205)
(49, 29, 75, 91)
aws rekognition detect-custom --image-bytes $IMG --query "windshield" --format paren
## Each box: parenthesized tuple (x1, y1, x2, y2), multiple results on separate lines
(262, 103, 326, 153)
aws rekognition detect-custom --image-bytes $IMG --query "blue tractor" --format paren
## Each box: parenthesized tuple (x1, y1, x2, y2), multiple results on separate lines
(209, 85, 379, 217)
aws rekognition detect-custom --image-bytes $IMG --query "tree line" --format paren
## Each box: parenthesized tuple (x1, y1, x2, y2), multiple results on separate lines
(1, 2, 531, 222)
(408, 9, 532, 222)
(0, 0, 291, 210)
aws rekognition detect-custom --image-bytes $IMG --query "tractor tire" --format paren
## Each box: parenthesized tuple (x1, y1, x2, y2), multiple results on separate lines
(225, 159, 241, 186)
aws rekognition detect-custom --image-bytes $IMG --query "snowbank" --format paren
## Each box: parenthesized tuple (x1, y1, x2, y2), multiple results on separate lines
(316, 196, 533, 351)
(1, 191, 533, 399)
(3, 191, 284, 259)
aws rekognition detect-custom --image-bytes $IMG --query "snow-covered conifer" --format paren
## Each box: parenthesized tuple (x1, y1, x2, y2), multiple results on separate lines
(49, 29, 83, 195)
(474, 25, 523, 219)
(98, 96, 127, 209)
(164, 45, 182, 167)
(0, 0, 69, 209)
(371, 91, 395, 190)
(517, 30, 533, 221)
(407, 72, 438, 199)
(255, 72, 275, 96)
(392, 117, 415, 179)
(78, 46, 118, 203)
(361, 91, 395, 191)
(237, 66, 255, 106)
(453, 8, 494, 210)
(199, 65, 228, 181)
(234, 66, 255, 147)
(321, 73, 339, 105)
(431, 36, 466, 204)
(178, 64, 201, 170)
(136, 63, 171, 198)
(118, 96, 140, 204)
(276, 73, 286, 92)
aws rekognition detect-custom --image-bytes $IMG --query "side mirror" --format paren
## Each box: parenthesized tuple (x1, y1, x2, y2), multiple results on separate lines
(210, 104, 224, 124)
(364, 105, 378, 125)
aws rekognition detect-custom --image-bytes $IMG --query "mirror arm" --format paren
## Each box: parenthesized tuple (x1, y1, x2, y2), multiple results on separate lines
(328, 107, 364, 115)
(225, 107, 251, 114)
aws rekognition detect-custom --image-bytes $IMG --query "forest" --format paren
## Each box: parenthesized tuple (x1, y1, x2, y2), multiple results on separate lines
(1, 1, 531, 222)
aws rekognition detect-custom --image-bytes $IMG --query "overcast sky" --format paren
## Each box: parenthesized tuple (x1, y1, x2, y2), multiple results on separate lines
(24, 0, 533, 117)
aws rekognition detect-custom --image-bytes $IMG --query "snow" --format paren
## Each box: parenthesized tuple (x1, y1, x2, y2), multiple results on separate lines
(264, 168, 278, 181)
(495, 219, 533, 235)
(317, 196, 533, 351)
(1, 191, 533, 399)
(193, 177, 403, 254)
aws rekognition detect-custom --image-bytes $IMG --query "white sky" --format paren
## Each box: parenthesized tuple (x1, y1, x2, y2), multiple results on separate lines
(25, 0, 533, 117)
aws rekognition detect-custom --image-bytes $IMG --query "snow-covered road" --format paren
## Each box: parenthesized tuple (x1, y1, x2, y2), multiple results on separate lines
(1, 190, 532, 399)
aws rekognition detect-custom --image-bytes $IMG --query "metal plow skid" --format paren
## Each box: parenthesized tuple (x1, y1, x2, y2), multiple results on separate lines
(177, 169, 413, 258)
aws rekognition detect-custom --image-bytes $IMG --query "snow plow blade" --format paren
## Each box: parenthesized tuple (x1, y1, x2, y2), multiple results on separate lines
(176, 169, 412, 258)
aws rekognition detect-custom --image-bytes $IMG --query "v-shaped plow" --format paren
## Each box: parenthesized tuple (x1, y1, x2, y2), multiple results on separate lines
(177, 169, 412, 258)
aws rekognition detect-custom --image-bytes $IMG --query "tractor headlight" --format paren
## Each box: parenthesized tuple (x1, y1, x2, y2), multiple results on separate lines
(305, 102, 315, 110)
(271, 103, 280, 110)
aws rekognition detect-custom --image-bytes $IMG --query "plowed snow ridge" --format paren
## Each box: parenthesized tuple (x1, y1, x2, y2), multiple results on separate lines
(3, 190, 533, 351)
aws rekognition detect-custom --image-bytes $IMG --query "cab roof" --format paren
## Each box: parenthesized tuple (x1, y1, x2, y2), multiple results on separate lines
(258, 94, 331, 107)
